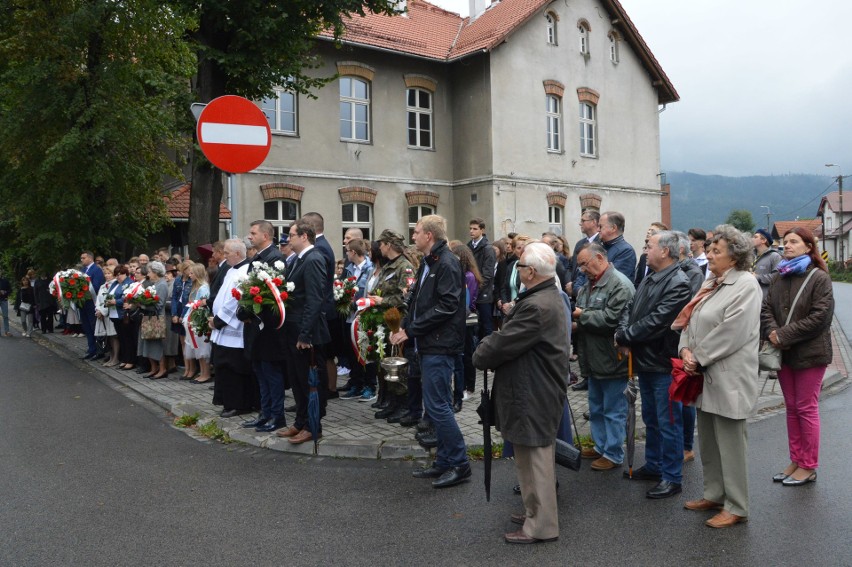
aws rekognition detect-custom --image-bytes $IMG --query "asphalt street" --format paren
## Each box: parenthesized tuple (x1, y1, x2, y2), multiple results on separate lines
(2, 320, 851, 566)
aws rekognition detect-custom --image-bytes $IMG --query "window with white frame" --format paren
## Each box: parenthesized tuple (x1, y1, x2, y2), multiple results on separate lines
(340, 77, 370, 142)
(342, 203, 373, 243)
(548, 206, 564, 235)
(578, 22, 590, 55)
(546, 95, 561, 152)
(580, 102, 596, 157)
(407, 88, 433, 149)
(546, 13, 557, 45)
(261, 89, 297, 134)
(608, 32, 620, 63)
(263, 199, 300, 243)
(408, 204, 435, 243)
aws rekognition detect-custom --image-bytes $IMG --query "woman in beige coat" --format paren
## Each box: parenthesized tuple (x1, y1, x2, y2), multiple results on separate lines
(676, 225, 762, 529)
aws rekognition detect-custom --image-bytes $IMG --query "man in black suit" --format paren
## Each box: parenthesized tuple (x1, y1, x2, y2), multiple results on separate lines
(275, 219, 331, 445)
(206, 241, 228, 308)
(301, 212, 338, 398)
(634, 222, 668, 289)
(239, 220, 288, 433)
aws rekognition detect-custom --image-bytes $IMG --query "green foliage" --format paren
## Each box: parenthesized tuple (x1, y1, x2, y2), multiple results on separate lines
(197, 420, 233, 443)
(0, 0, 196, 271)
(725, 209, 756, 232)
(174, 412, 200, 427)
(828, 261, 852, 282)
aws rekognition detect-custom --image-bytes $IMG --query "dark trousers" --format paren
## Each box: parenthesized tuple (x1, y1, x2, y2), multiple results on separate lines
(40, 309, 55, 332)
(117, 318, 138, 364)
(285, 329, 327, 433)
(477, 303, 493, 338)
(212, 344, 256, 412)
(80, 302, 97, 356)
(405, 348, 423, 418)
(349, 361, 377, 390)
(253, 359, 286, 421)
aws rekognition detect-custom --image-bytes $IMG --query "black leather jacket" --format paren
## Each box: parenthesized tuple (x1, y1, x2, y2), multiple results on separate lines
(402, 240, 465, 356)
(615, 262, 691, 374)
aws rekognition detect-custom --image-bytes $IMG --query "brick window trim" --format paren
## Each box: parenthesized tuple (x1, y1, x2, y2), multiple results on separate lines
(578, 19, 591, 31)
(260, 183, 305, 202)
(339, 186, 378, 204)
(405, 190, 439, 207)
(404, 74, 438, 92)
(547, 191, 567, 208)
(336, 61, 376, 82)
(543, 80, 565, 97)
(546, 10, 560, 21)
(577, 87, 600, 105)
(580, 193, 602, 211)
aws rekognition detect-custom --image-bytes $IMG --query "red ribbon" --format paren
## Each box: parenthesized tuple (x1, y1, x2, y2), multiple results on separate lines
(184, 300, 203, 349)
(264, 277, 286, 329)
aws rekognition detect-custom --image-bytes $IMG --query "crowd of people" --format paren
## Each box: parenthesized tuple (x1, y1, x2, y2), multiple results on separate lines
(0, 208, 836, 543)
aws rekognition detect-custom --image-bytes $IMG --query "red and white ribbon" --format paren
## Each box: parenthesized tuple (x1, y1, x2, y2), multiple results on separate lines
(355, 297, 376, 312)
(349, 298, 378, 366)
(184, 300, 204, 349)
(264, 277, 286, 329)
(52, 273, 64, 301)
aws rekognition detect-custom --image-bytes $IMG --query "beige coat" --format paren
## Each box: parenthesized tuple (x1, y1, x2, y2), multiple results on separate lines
(678, 269, 762, 420)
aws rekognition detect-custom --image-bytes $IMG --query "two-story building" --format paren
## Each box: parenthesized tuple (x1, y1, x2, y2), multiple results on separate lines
(817, 191, 850, 262)
(228, 0, 678, 256)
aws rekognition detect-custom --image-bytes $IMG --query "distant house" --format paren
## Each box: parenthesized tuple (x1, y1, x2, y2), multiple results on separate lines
(817, 191, 850, 262)
(228, 0, 678, 255)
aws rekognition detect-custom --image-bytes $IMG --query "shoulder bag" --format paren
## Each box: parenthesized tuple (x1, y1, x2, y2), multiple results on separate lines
(140, 314, 166, 340)
(759, 268, 817, 371)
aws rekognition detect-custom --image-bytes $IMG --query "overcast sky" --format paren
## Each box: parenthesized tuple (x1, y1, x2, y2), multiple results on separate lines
(432, 0, 852, 177)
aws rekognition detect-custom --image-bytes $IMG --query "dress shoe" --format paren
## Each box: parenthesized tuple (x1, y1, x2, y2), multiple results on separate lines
(582, 410, 590, 420)
(81, 353, 96, 360)
(510, 513, 526, 525)
(705, 510, 748, 528)
(220, 409, 246, 418)
(432, 464, 472, 488)
(418, 435, 438, 449)
(571, 378, 588, 391)
(241, 415, 270, 428)
(398, 413, 420, 427)
(412, 464, 447, 479)
(504, 530, 558, 544)
(623, 466, 662, 482)
(581, 447, 601, 459)
(374, 406, 397, 419)
(590, 457, 617, 471)
(772, 472, 790, 482)
(288, 429, 316, 444)
(684, 499, 723, 511)
(276, 426, 301, 438)
(646, 480, 682, 499)
(135, 367, 148, 374)
(452, 401, 462, 413)
(284, 404, 297, 412)
(372, 397, 390, 410)
(782, 471, 817, 486)
(255, 419, 286, 433)
(326, 390, 339, 400)
(513, 484, 522, 495)
(386, 407, 408, 424)
(415, 419, 433, 433)
(683, 450, 695, 463)
(415, 430, 435, 442)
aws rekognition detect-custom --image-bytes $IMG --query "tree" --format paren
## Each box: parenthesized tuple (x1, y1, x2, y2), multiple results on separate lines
(0, 0, 196, 270)
(725, 209, 756, 233)
(175, 0, 401, 253)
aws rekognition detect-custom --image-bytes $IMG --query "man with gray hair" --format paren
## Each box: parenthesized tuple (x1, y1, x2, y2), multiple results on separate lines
(599, 211, 636, 281)
(474, 242, 569, 543)
(615, 231, 691, 499)
(674, 231, 704, 296)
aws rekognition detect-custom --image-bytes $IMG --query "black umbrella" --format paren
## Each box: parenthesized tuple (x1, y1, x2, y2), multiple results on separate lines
(623, 352, 638, 478)
(307, 349, 321, 453)
(477, 369, 493, 502)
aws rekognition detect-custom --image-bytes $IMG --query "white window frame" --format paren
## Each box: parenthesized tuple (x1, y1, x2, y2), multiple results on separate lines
(546, 94, 562, 153)
(608, 33, 620, 64)
(263, 199, 300, 243)
(408, 204, 435, 243)
(406, 88, 433, 149)
(548, 206, 564, 235)
(546, 13, 557, 45)
(580, 102, 597, 157)
(341, 202, 373, 243)
(578, 23, 590, 55)
(340, 77, 370, 142)
(261, 88, 297, 135)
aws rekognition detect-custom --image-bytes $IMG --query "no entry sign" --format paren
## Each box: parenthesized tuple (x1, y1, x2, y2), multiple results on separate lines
(197, 95, 272, 174)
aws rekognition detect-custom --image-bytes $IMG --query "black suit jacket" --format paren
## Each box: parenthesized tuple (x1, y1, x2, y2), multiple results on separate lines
(634, 253, 649, 289)
(241, 244, 287, 361)
(314, 235, 337, 322)
(285, 247, 330, 345)
(207, 260, 229, 307)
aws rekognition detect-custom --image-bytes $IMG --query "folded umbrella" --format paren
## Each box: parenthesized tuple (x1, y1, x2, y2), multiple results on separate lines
(307, 349, 321, 453)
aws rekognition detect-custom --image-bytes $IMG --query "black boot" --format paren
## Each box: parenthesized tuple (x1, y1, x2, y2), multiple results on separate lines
(374, 394, 398, 419)
(386, 396, 409, 423)
(371, 378, 387, 409)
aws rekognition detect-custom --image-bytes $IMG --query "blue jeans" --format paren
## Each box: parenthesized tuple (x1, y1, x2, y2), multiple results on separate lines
(588, 376, 628, 464)
(0, 300, 8, 333)
(638, 372, 683, 483)
(420, 354, 468, 469)
(682, 405, 696, 451)
(252, 360, 286, 421)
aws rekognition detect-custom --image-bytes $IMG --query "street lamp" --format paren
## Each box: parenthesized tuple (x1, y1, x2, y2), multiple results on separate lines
(825, 163, 844, 263)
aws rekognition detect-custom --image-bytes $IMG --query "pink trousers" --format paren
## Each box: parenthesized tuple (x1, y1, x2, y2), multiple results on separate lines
(778, 365, 826, 470)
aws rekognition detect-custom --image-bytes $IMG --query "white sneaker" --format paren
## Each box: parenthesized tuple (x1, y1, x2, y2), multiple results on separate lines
(337, 366, 351, 376)
(462, 390, 472, 401)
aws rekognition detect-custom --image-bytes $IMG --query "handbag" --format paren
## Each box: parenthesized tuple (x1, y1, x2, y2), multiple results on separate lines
(554, 396, 582, 472)
(140, 314, 166, 340)
(19, 302, 32, 313)
(758, 269, 817, 371)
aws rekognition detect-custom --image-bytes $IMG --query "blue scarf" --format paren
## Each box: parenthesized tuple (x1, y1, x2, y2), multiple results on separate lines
(777, 254, 811, 276)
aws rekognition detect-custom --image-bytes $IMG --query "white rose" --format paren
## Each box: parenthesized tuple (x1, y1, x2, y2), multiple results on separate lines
(286, 282, 295, 292)
(274, 260, 285, 271)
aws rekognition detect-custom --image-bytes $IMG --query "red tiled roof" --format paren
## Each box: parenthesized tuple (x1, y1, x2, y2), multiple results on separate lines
(165, 184, 231, 220)
(772, 219, 823, 240)
(319, 0, 678, 104)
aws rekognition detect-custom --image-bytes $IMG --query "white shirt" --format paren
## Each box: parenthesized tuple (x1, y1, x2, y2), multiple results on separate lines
(211, 263, 249, 348)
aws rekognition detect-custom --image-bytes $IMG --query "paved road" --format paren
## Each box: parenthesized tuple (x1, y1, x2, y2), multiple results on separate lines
(2, 333, 851, 566)
(833, 282, 852, 341)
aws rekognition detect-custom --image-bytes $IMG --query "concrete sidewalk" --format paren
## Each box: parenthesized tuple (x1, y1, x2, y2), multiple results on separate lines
(9, 316, 849, 460)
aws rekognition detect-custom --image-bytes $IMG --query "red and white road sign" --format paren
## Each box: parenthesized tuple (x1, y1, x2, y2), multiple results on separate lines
(196, 95, 271, 174)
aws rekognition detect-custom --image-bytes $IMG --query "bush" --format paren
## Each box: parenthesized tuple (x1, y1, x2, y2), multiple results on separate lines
(828, 261, 852, 282)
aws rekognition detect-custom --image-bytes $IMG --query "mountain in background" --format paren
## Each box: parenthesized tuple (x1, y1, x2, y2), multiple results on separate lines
(665, 171, 834, 232)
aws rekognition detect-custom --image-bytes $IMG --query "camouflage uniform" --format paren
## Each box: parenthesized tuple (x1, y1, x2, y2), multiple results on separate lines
(369, 253, 414, 395)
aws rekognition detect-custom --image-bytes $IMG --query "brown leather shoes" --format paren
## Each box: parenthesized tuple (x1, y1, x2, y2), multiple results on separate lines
(581, 447, 601, 459)
(705, 510, 747, 528)
(510, 513, 526, 526)
(288, 429, 315, 444)
(684, 499, 723, 511)
(683, 450, 695, 463)
(504, 530, 558, 544)
(590, 457, 617, 471)
(276, 426, 301, 438)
